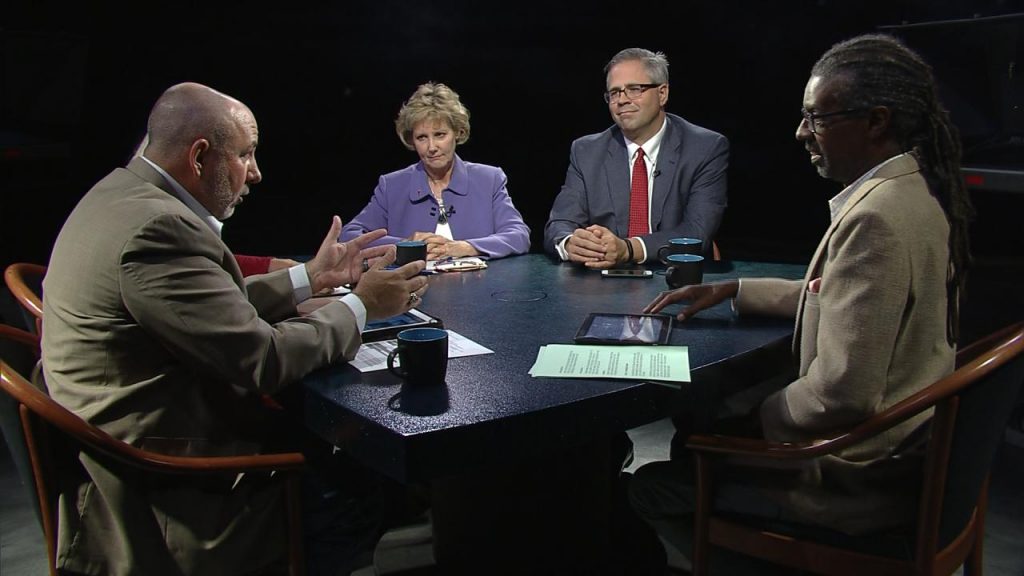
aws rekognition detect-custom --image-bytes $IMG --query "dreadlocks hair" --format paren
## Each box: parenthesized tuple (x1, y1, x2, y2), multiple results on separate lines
(811, 33, 973, 344)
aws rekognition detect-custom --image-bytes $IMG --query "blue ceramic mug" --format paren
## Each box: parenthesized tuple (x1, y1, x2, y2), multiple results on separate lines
(395, 240, 427, 266)
(387, 327, 448, 386)
(665, 254, 704, 289)
(657, 237, 702, 265)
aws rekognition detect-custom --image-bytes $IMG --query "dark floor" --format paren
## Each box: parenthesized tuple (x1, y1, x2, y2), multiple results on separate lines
(3, 419, 1024, 575)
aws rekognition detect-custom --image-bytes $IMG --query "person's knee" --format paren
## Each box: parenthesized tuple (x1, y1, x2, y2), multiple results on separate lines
(628, 461, 671, 520)
(628, 460, 695, 522)
(628, 468, 658, 521)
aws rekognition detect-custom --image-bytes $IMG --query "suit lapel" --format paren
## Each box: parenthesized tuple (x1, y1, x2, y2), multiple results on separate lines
(446, 155, 470, 198)
(791, 154, 921, 357)
(604, 135, 630, 236)
(409, 162, 434, 204)
(650, 118, 680, 230)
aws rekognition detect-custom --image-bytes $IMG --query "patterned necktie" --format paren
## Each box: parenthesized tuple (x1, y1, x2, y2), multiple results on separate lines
(628, 148, 649, 237)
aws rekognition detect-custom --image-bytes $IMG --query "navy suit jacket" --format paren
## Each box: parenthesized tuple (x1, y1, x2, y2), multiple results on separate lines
(544, 113, 728, 259)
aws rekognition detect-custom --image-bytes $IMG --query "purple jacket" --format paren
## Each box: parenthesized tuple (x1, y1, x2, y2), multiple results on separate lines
(341, 156, 531, 258)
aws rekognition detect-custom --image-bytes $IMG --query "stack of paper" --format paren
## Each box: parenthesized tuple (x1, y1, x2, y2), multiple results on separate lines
(529, 344, 690, 385)
(428, 257, 488, 273)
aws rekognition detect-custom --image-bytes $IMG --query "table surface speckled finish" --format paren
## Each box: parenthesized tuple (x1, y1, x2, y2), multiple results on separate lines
(303, 254, 807, 483)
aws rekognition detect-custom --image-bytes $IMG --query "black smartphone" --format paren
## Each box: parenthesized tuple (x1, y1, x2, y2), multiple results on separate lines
(601, 269, 653, 278)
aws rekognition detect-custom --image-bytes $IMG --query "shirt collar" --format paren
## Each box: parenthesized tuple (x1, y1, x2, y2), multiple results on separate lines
(828, 153, 907, 221)
(625, 117, 668, 165)
(140, 155, 223, 236)
(412, 155, 467, 202)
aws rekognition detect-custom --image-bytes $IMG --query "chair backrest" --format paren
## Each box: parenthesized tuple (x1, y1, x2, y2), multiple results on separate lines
(938, 322, 1024, 547)
(4, 263, 46, 335)
(0, 324, 57, 575)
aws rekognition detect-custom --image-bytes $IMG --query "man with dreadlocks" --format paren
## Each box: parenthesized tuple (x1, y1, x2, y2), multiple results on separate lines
(627, 33, 972, 570)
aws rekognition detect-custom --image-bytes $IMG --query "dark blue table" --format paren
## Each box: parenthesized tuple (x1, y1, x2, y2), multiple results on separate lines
(303, 253, 806, 481)
(300, 254, 805, 571)
(303, 254, 805, 483)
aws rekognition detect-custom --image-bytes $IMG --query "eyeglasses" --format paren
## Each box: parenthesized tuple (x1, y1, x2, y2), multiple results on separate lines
(800, 107, 869, 134)
(604, 83, 662, 103)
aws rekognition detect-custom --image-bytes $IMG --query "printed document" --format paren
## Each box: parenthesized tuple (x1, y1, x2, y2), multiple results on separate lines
(529, 345, 690, 384)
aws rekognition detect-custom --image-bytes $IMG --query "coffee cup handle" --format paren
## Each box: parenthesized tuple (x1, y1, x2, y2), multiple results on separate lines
(665, 266, 678, 289)
(386, 349, 405, 379)
(657, 246, 669, 262)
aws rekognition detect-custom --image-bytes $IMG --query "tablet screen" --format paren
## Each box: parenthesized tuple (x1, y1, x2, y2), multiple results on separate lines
(575, 313, 672, 345)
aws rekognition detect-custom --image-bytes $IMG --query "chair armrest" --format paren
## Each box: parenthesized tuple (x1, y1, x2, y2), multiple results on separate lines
(61, 406, 307, 475)
(0, 323, 40, 349)
(687, 322, 1024, 462)
(4, 263, 45, 320)
(685, 433, 824, 460)
(130, 450, 306, 474)
(2, 362, 306, 476)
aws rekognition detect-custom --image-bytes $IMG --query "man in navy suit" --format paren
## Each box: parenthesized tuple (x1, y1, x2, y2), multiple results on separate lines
(544, 48, 729, 267)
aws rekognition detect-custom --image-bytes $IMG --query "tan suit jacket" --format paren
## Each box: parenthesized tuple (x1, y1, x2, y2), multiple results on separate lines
(42, 158, 362, 575)
(735, 154, 955, 534)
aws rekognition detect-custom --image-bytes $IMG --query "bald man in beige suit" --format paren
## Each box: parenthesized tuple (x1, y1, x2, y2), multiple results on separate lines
(42, 83, 429, 576)
(628, 34, 974, 571)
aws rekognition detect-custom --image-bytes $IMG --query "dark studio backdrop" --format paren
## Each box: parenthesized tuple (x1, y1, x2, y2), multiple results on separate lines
(2, 0, 1022, 274)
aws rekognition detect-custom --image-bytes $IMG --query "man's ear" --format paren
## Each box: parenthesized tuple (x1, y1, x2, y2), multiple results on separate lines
(866, 106, 892, 140)
(188, 139, 210, 177)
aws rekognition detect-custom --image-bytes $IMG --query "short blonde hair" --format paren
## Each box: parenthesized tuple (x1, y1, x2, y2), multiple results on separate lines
(395, 82, 471, 150)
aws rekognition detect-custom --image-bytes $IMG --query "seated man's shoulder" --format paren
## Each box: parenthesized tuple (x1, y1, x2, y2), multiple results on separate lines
(571, 124, 619, 149)
(858, 171, 941, 224)
(667, 113, 728, 145)
(71, 175, 190, 235)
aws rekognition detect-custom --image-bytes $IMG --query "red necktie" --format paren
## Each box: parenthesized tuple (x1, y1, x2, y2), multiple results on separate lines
(628, 148, 649, 237)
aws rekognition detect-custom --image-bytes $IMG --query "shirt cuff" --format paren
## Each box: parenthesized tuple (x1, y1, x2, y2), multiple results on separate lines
(339, 293, 367, 331)
(555, 235, 571, 261)
(289, 264, 312, 303)
(634, 237, 649, 263)
(732, 278, 744, 315)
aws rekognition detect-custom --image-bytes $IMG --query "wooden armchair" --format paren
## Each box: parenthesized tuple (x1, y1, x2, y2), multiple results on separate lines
(686, 321, 1024, 576)
(0, 324, 308, 576)
(4, 262, 46, 335)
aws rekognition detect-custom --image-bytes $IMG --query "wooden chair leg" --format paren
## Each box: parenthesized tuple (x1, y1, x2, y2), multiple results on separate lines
(20, 407, 58, 576)
(965, 479, 988, 576)
(286, 472, 305, 576)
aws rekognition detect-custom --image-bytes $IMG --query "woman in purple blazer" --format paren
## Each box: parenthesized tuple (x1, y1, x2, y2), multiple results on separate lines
(340, 83, 530, 260)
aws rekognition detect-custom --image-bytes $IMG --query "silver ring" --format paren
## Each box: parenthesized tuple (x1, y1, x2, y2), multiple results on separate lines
(362, 258, 369, 273)
(407, 292, 420, 306)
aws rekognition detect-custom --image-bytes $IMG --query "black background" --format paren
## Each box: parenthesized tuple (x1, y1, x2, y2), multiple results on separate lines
(2, 0, 1022, 270)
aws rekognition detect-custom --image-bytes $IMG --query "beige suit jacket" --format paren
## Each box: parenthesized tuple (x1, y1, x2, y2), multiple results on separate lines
(42, 158, 362, 575)
(735, 154, 955, 534)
